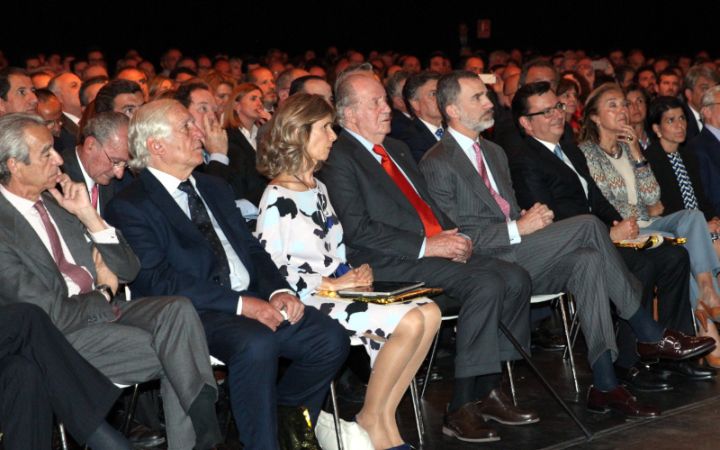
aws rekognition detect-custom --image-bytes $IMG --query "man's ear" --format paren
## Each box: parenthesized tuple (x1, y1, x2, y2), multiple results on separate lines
(518, 116, 532, 135)
(445, 103, 460, 121)
(0, 99, 6, 115)
(147, 137, 164, 156)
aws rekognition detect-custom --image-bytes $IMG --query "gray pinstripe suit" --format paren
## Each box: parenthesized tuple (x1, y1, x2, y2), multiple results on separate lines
(419, 132, 644, 365)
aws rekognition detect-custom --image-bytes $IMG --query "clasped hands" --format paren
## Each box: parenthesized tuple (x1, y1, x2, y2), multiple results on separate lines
(243, 293, 305, 332)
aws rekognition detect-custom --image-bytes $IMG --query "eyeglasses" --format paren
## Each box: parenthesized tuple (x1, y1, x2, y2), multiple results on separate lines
(524, 102, 567, 118)
(102, 148, 128, 169)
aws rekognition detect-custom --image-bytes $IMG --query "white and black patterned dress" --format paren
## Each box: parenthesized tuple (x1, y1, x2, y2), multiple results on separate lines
(255, 180, 430, 365)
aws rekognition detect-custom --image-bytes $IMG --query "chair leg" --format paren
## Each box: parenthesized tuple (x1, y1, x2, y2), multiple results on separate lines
(498, 322, 592, 441)
(558, 296, 580, 393)
(409, 378, 424, 446)
(505, 361, 518, 406)
(329, 380, 344, 450)
(420, 329, 441, 400)
(121, 384, 141, 435)
(58, 422, 69, 450)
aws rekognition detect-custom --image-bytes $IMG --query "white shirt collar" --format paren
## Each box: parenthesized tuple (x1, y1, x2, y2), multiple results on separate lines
(534, 137, 560, 153)
(447, 127, 477, 152)
(75, 150, 95, 190)
(147, 166, 196, 195)
(419, 118, 442, 139)
(63, 112, 80, 125)
(343, 128, 375, 151)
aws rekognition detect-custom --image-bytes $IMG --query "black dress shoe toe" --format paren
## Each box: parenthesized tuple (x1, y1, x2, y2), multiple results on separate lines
(531, 329, 566, 352)
(615, 364, 673, 392)
(654, 360, 716, 381)
(127, 423, 165, 448)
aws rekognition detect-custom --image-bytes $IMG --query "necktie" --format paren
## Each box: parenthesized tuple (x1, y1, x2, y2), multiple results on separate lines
(371, 144, 442, 237)
(434, 128, 444, 139)
(177, 180, 231, 287)
(90, 184, 99, 210)
(553, 144, 564, 160)
(33, 200, 94, 293)
(473, 142, 511, 219)
(667, 152, 699, 210)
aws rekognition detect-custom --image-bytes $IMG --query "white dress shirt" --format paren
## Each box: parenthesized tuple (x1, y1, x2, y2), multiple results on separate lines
(0, 185, 118, 295)
(448, 127, 521, 244)
(419, 118, 443, 141)
(240, 124, 259, 151)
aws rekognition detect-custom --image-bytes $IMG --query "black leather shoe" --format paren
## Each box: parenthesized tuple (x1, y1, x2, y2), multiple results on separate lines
(654, 360, 717, 381)
(587, 385, 660, 419)
(615, 364, 673, 392)
(531, 328, 566, 352)
(126, 422, 165, 448)
(637, 329, 716, 361)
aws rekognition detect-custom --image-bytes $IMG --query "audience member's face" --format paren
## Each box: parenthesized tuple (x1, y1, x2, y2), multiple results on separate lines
(653, 59, 669, 75)
(520, 91, 565, 143)
(609, 51, 625, 67)
(83, 81, 107, 108)
(118, 69, 149, 100)
(619, 70, 635, 88)
(251, 68, 277, 106)
(188, 89, 219, 127)
(83, 65, 108, 80)
(87, 51, 105, 67)
(31, 73, 52, 89)
(525, 66, 557, 89)
(83, 125, 129, 185)
(450, 77, 494, 135)
(10, 125, 63, 195)
(178, 58, 198, 73)
(305, 114, 337, 164)
(54, 73, 82, 114)
(197, 56, 212, 75)
(628, 51, 645, 68)
(234, 89, 264, 124)
(637, 70, 657, 94)
(0, 74, 38, 114)
(429, 57, 446, 74)
(112, 92, 145, 118)
(157, 105, 205, 172)
(411, 79, 441, 123)
(162, 49, 182, 71)
(686, 76, 717, 110)
(346, 76, 391, 143)
(592, 90, 629, 135)
(139, 61, 156, 78)
(308, 66, 327, 79)
(658, 74, 681, 97)
(626, 90, 647, 126)
(558, 87, 578, 115)
(37, 97, 63, 137)
(214, 83, 233, 112)
(464, 57, 485, 75)
(229, 60, 242, 80)
(402, 56, 421, 73)
(701, 92, 720, 128)
(653, 107, 687, 147)
(303, 79, 333, 104)
(215, 60, 231, 76)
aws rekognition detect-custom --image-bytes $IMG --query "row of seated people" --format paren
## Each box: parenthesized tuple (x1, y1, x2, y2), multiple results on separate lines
(0, 60, 719, 450)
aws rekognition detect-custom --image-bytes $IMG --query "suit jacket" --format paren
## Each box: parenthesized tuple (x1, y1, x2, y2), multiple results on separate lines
(317, 131, 454, 269)
(105, 170, 290, 315)
(509, 136, 622, 226)
(397, 117, 440, 162)
(61, 149, 133, 217)
(686, 127, 720, 214)
(644, 140, 717, 219)
(56, 114, 79, 154)
(0, 192, 140, 334)
(389, 108, 414, 141)
(419, 133, 526, 260)
(682, 101, 701, 142)
(204, 127, 268, 206)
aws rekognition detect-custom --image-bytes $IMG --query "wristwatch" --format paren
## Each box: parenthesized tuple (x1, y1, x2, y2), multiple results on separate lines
(95, 284, 114, 302)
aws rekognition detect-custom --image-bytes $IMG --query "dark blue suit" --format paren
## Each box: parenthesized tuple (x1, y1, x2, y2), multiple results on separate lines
(106, 170, 348, 450)
(686, 127, 720, 215)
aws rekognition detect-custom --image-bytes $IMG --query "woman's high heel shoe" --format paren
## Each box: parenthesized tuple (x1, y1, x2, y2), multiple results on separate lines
(695, 303, 720, 368)
(698, 300, 720, 323)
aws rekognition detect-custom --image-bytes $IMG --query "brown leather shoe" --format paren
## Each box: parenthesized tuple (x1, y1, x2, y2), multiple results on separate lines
(587, 385, 660, 419)
(442, 402, 500, 443)
(637, 329, 716, 361)
(476, 388, 540, 425)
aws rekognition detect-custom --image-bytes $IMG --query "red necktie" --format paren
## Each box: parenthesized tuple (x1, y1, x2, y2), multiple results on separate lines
(372, 144, 442, 237)
(473, 142, 510, 219)
(90, 184, 99, 210)
(33, 200, 94, 293)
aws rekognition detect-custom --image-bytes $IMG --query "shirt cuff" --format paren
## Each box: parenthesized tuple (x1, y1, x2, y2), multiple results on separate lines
(269, 289, 295, 300)
(89, 225, 119, 244)
(236, 296, 243, 315)
(507, 221, 522, 245)
(419, 238, 426, 258)
(208, 153, 230, 165)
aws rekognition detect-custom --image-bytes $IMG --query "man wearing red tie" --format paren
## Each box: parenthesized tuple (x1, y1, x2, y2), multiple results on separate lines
(318, 73, 538, 444)
(61, 111, 133, 216)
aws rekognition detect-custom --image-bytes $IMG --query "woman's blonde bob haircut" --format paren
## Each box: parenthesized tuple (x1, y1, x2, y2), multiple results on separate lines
(257, 93, 335, 179)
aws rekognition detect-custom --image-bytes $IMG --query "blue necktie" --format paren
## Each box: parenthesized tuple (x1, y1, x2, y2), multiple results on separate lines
(553, 144, 564, 160)
(435, 128, 444, 139)
(667, 152, 698, 210)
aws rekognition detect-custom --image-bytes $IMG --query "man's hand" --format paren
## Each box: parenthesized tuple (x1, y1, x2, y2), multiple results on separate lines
(49, 174, 106, 233)
(242, 297, 285, 331)
(516, 203, 554, 236)
(269, 292, 305, 324)
(647, 201, 664, 217)
(610, 218, 639, 241)
(708, 217, 720, 234)
(93, 248, 118, 295)
(201, 112, 228, 155)
(425, 228, 472, 261)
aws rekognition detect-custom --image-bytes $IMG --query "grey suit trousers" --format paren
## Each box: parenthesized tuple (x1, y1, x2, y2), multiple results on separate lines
(65, 296, 216, 450)
(505, 214, 642, 365)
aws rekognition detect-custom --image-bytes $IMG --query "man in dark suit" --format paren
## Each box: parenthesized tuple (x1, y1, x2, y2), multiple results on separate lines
(0, 68, 38, 116)
(105, 99, 349, 450)
(398, 71, 445, 162)
(507, 81, 709, 386)
(48, 72, 84, 153)
(0, 113, 221, 450)
(61, 111, 133, 216)
(386, 70, 414, 140)
(319, 72, 537, 444)
(687, 85, 720, 214)
(419, 73, 714, 419)
(682, 65, 719, 141)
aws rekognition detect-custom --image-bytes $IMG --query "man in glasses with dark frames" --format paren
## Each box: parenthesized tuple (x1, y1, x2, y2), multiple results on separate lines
(61, 111, 133, 216)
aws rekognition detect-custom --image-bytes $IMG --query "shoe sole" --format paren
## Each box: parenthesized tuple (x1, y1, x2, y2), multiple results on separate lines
(442, 426, 501, 442)
(481, 414, 540, 426)
(641, 342, 717, 362)
(618, 381, 674, 393)
(586, 406, 660, 420)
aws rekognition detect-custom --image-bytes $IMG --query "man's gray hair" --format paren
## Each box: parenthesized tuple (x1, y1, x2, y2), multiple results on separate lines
(0, 113, 45, 185)
(334, 73, 367, 127)
(128, 99, 178, 170)
(80, 111, 129, 146)
(701, 85, 720, 109)
(685, 65, 720, 91)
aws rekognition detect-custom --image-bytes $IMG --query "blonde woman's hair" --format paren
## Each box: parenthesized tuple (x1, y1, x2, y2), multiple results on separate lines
(223, 82, 262, 129)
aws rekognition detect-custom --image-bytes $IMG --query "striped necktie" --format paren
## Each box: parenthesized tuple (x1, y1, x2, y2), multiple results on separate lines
(667, 152, 698, 210)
